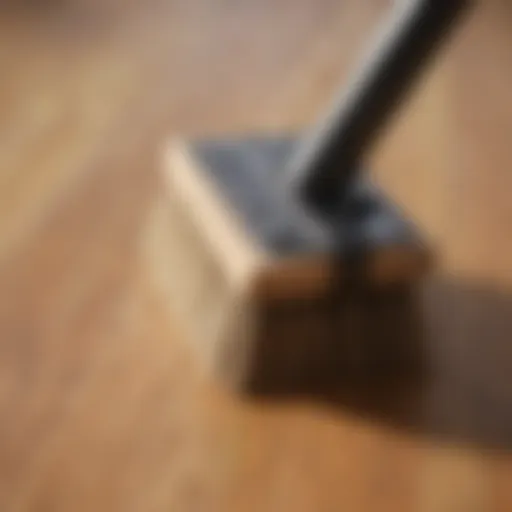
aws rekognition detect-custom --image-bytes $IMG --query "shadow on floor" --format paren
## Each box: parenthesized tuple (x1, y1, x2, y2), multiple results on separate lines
(246, 276, 512, 452)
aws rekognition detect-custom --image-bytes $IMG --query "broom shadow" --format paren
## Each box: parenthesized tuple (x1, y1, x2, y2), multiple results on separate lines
(245, 276, 512, 452)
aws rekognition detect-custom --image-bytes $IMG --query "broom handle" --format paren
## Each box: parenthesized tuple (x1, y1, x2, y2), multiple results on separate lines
(285, 0, 471, 212)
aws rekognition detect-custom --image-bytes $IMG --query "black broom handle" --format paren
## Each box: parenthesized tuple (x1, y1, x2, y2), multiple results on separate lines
(285, 0, 471, 212)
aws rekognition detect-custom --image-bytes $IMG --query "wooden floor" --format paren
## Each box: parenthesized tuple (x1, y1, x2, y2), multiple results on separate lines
(1, 0, 512, 510)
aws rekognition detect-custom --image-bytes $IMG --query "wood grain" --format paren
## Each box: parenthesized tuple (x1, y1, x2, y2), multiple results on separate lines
(0, 0, 511, 510)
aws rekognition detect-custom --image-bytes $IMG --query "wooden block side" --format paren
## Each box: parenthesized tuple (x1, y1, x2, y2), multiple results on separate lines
(369, 242, 432, 285)
(254, 243, 431, 303)
(163, 140, 267, 294)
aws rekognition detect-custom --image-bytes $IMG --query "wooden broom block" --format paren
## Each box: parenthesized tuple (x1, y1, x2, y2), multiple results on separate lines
(144, 135, 431, 393)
